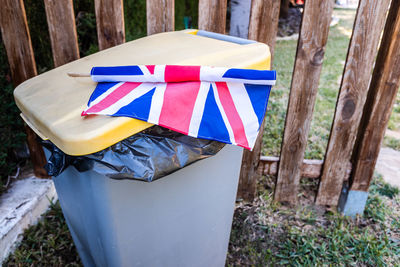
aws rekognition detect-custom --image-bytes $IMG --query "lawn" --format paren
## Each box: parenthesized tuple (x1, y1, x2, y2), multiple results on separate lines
(263, 9, 368, 159)
(227, 174, 400, 266)
(5, 8, 400, 266)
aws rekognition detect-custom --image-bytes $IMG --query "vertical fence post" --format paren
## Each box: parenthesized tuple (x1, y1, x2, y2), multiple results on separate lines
(316, 0, 392, 206)
(94, 0, 125, 50)
(274, 0, 334, 204)
(146, 0, 174, 35)
(236, 0, 280, 202)
(0, 0, 48, 178)
(248, 0, 280, 59)
(340, 1, 400, 216)
(0, 0, 36, 85)
(198, 0, 227, 34)
(44, 0, 79, 67)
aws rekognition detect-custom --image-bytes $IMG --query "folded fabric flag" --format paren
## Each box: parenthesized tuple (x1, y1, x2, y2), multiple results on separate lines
(82, 65, 276, 150)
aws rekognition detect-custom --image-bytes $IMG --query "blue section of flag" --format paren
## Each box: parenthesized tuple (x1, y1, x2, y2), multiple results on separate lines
(88, 82, 119, 104)
(91, 66, 144, 76)
(222, 69, 276, 81)
(198, 85, 230, 143)
(244, 84, 272, 126)
(114, 87, 156, 121)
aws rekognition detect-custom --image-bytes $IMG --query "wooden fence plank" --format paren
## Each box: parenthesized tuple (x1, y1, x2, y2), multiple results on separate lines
(0, 0, 48, 178)
(0, 0, 37, 85)
(94, 0, 125, 50)
(237, 0, 280, 202)
(316, 0, 392, 206)
(198, 0, 227, 34)
(248, 0, 280, 58)
(259, 156, 351, 179)
(350, 1, 400, 192)
(24, 126, 49, 177)
(274, 0, 334, 204)
(44, 0, 79, 67)
(146, 0, 174, 35)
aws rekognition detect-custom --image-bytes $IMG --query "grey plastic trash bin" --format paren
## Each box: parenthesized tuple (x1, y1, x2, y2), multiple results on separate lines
(46, 144, 242, 267)
(14, 30, 272, 266)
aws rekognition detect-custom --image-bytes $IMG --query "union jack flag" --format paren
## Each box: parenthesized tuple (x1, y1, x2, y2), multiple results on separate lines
(82, 65, 276, 150)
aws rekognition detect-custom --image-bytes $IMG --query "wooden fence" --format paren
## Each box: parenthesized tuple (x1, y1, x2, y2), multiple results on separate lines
(1, 0, 400, 210)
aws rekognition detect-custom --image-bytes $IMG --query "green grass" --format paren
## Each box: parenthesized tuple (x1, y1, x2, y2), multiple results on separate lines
(227, 175, 400, 266)
(387, 90, 400, 132)
(5, 201, 82, 266)
(384, 136, 400, 151)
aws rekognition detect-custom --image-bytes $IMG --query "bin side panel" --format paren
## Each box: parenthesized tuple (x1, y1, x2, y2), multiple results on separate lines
(52, 145, 243, 267)
(52, 167, 122, 266)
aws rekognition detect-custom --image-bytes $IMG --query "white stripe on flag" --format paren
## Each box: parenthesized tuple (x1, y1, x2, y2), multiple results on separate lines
(211, 82, 235, 145)
(147, 83, 167, 124)
(188, 82, 210, 137)
(94, 83, 156, 115)
(138, 65, 151, 77)
(154, 65, 166, 82)
(227, 82, 260, 149)
(88, 82, 125, 107)
(92, 75, 156, 83)
(138, 65, 159, 83)
(199, 66, 276, 85)
(199, 66, 226, 82)
(220, 78, 276, 85)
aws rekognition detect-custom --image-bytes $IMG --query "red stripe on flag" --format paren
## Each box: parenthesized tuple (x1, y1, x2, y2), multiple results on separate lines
(164, 65, 201, 82)
(215, 82, 249, 148)
(83, 82, 141, 115)
(158, 81, 201, 135)
(146, 65, 155, 74)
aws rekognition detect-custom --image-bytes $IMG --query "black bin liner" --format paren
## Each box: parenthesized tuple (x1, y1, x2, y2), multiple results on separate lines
(43, 126, 225, 182)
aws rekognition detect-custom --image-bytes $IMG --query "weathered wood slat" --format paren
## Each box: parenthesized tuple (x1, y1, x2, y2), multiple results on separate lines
(262, 157, 321, 178)
(0, 0, 37, 85)
(25, 125, 49, 178)
(0, 0, 48, 178)
(94, 0, 125, 50)
(44, 0, 79, 67)
(350, 1, 400, 192)
(198, 0, 227, 34)
(248, 0, 280, 59)
(146, 0, 174, 35)
(237, 0, 280, 202)
(259, 156, 351, 179)
(274, 0, 334, 204)
(316, 0, 392, 206)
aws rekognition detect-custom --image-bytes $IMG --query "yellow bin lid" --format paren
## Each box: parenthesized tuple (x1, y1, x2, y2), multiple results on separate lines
(14, 30, 271, 156)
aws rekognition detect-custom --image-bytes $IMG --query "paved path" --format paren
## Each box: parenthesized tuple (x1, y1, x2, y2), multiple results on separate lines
(386, 129, 400, 140)
(376, 147, 400, 188)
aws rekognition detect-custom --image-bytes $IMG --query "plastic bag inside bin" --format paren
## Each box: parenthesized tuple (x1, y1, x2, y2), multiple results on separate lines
(43, 126, 225, 182)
